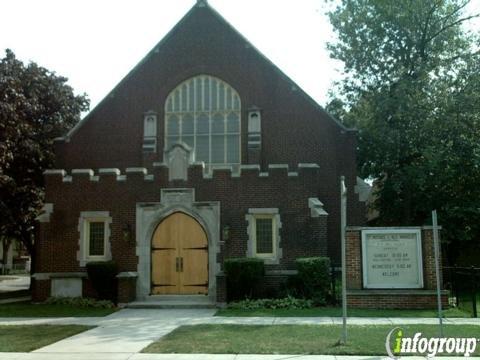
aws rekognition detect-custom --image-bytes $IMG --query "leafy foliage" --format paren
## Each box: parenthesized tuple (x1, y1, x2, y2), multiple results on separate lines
(227, 296, 313, 310)
(326, 0, 480, 263)
(0, 49, 89, 264)
(86, 261, 118, 303)
(295, 257, 331, 305)
(224, 257, 264, 301)
(44, 296, 115, 308)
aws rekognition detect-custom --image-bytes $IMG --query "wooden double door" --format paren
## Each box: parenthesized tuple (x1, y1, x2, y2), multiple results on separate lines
(151, 212, 208, 295)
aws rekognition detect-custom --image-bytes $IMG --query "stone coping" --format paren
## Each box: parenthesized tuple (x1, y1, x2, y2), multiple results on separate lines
(347, 289, 449, 296)
(217, 269, 297, 276)
(33, 272, 87, 280)
(116, 272, 138, 278)
(346, 226, 442, 230)
(43, 163, 320, 182)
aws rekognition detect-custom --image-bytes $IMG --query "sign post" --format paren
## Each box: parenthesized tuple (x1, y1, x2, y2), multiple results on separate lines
(340, 176, 347, 344)
(432, 210, 443, 337)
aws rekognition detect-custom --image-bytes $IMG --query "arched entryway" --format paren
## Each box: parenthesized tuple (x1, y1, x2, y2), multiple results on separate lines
(151, 212, 208, 295)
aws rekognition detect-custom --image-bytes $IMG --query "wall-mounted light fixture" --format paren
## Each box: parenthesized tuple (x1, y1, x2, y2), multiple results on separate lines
(122, 223, 132, 244)
(222, 225, 231, 242)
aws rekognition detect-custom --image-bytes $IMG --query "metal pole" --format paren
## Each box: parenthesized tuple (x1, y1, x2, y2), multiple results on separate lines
(432, 210, 443, 337)
(471, 266, 477, 318)
(340, 176, 347, 344)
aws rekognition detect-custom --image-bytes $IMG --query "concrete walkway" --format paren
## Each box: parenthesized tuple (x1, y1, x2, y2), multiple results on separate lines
(1, 354, 476, 360)
(0, 309, 478, 359)
(2, 354, 473, 360)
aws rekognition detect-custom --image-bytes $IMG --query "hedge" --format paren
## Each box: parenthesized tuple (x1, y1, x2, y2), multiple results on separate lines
(295, 257, 331, 305)
(224, 257, 264, 301)
(86, 261, 118, 303)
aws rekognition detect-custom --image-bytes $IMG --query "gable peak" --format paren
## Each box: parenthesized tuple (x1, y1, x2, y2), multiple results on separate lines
(196, 0, 208, 7)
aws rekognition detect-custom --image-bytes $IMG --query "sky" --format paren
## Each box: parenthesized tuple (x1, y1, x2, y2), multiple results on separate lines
(1, 0, 479, 117)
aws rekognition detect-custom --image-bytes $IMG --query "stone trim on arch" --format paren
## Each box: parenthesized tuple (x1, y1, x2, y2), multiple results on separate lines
(135, 188, 220, 303)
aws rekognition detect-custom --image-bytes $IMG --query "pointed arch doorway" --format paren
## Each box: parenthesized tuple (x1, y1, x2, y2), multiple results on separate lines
(151, 212, 208, 295)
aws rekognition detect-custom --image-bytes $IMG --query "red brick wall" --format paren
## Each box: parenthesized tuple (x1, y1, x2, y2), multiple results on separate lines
(422, 229, 440, 290)
(346, 228, 441, 290)
(346, 230, 362, 289)
(117, 277, 137, 304)
(37, 165, 329, 279)
(32, 279, 50, 302)
(52, 4, 366, 263)
(348, 294, 448, 309)
(345, 228, 446, 309)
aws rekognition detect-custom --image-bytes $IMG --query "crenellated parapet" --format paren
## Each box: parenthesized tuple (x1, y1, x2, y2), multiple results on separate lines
(43, 163, 321, 183)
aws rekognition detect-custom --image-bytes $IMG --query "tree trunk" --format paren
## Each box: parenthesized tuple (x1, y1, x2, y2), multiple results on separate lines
(19, 228, 35, 291)
(1, 238, 12, 275)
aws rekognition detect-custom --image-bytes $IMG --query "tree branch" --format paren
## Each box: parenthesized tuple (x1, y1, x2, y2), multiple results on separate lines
(426, 14, 480, 44)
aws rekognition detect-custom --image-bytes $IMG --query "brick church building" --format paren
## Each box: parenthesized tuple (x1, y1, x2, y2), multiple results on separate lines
(34, 0, 368, 304)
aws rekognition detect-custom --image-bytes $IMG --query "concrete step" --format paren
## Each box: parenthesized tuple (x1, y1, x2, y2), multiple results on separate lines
(126, 295, 216, 309)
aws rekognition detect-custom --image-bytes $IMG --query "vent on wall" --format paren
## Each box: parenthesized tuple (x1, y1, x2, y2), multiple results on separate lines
(143, 112, 158, 153)
(248, 109, 261, 150)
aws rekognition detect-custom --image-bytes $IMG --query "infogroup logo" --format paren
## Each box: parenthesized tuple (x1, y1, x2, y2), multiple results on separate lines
(385, 327, 478, 358)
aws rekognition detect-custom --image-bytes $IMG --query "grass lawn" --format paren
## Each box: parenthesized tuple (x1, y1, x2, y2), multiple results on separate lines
(142, 324, 480, 356)
(457, 294, 480, 316)
(216, 306, 471, 318)
(0, 325, 93, 352)
(0, 301, 117, 317)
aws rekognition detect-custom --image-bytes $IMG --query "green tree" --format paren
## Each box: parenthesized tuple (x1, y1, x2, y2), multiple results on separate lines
(0, 49, 89, 274)
(326, 0, 480, 263)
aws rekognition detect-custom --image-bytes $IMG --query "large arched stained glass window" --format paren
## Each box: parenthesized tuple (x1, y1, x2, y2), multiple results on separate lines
(165, 75, 241, 167)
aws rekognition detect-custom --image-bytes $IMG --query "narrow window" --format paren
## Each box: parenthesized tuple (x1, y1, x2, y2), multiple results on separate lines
(143, 112, 157, 152)
(247, 110, 261, 150)
(253, 215, 276, 258)
(78, 212, 112, 266)
(88, 221, 105, 257)
(246, 209, 282, 264)
(255, 218, 273, 255)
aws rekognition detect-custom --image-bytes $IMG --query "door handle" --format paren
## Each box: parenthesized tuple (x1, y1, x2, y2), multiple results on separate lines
(175, 257, 184, 272)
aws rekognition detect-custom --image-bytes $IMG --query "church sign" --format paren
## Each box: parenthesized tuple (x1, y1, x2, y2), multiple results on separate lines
(362, 229, 423, 289)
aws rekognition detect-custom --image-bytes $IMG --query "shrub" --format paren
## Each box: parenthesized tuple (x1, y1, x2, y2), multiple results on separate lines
(228, 296, 313, 310)
(295, 257, 331, 305)
(224, 257, 264, 301)
(45, 296, 115, 308)
(86, 261, 118, 303)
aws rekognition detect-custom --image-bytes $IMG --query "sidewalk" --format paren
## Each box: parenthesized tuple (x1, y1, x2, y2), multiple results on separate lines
(0, 354, 474, 360)
(1, 308, 479, 327)
(0, 309, 478, 359)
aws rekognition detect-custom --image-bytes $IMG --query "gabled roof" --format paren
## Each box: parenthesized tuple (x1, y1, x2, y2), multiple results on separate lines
(62, 0, 350, 141)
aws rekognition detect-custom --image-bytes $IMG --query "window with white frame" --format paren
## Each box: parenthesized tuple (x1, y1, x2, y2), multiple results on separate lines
(86, 220, 107, 257)
(253, 215, 276, 258)
(164, 75, 241, 167)
(78, 212, 112, 266)
(246, 209, 282, 264)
